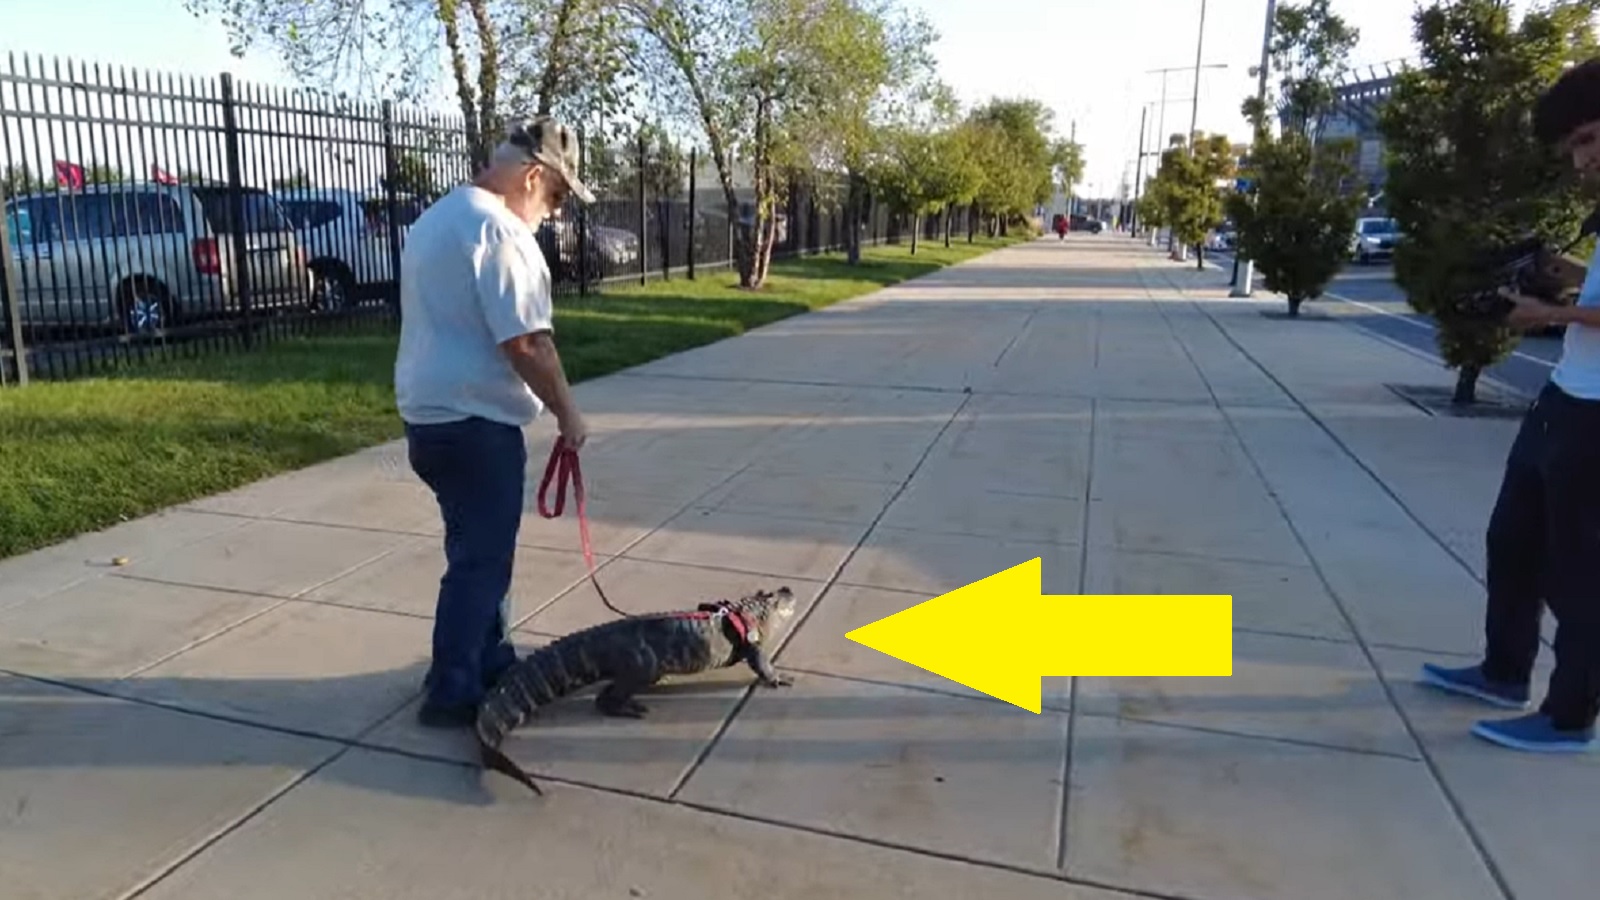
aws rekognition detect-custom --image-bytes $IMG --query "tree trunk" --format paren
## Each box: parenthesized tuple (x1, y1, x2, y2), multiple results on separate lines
(465, 0, 500, 154)
(1452, 365, 1481, 405)
(438, 2, 484, 171)
(534, 0, 581, 115)
(1287, 296, 1303, 317)
(944, 204, 951, 248)
(846, 172, 862, 265)
(1196, 244, 1205, 270)
(910, 214, 918, 255)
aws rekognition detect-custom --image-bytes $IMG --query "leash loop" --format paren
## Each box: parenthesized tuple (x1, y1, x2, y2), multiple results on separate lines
(536, 438, 632, 618)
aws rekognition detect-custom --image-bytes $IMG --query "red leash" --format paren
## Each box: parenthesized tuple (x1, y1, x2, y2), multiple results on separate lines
(536, 439, 632, 618)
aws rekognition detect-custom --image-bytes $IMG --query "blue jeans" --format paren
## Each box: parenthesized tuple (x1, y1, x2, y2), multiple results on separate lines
(1483, 381, 1600, 730)
(405, 416, 525, 709)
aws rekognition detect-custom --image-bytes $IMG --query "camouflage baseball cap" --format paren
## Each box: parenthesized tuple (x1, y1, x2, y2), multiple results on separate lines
(504, 115, 595, 204)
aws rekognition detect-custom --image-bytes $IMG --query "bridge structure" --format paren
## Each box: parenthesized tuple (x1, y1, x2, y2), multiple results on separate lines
(1274, 58, 1413, 210)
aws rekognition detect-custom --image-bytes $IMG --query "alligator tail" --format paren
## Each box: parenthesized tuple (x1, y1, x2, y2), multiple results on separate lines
(478, 735, 544, 795)
(473, 636, 600, 794)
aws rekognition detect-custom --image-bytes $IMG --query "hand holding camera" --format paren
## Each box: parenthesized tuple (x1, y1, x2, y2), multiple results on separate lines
(1466, 205, 1600, 323)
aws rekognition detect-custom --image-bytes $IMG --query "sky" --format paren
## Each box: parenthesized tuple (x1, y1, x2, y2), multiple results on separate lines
(0, 0, 1549, 196)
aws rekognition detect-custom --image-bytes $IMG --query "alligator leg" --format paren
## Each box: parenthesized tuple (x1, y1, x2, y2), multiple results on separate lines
(595, 650, 657, 718)
(742, 644, 793, 688)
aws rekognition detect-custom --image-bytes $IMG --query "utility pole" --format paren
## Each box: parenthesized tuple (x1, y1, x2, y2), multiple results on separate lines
(1231, 0, 1277, 298)
(1189, 0, 1209, 151)
(1146, 62, 1226, 248)
(1133, 104, 1147, 235)
(1069, 118, 1077, 218)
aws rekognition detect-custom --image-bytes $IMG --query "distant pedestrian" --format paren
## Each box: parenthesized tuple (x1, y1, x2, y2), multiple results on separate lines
(393, 116, 596, 728)
(1419, 59, 1600, 753)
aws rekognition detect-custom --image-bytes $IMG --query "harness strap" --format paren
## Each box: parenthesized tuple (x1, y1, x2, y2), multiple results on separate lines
(536, 439, 631, 618)
(695, 600, 752, 646)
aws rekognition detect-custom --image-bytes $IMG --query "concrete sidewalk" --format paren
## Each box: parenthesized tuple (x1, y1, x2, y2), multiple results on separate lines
(1, 236, 1594, 900)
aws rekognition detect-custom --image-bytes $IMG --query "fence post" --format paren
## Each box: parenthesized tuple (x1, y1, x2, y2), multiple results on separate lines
(380, 100, 404, 318)
(218, 73, 254, 348)
(659, 149, 669, 282)
(687, 147, 696, 280)
(637, 132, 647, 286)
(578, 126, 589, 296)
(0, 192, 27, 386)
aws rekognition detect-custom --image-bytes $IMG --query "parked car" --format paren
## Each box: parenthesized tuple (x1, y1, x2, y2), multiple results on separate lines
(534, 215, 641, 283)
(1350, 216, 1401, 264)
(274, 187, 428, 309)
(1069, 213, 1104, 234)
(3, 181, 311, 335)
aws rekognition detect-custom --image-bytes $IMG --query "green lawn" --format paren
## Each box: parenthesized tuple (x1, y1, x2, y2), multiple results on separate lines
(0, 236, 1021, 559)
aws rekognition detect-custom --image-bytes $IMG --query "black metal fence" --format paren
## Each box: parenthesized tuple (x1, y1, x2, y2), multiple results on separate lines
(1, 52, 946, 387)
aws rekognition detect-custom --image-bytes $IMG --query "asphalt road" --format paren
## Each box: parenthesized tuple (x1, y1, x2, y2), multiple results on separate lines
(1209, 249, 1563, 399)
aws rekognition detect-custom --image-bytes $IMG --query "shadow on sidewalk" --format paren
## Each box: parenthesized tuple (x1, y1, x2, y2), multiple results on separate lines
(0, 658, 1400, 807)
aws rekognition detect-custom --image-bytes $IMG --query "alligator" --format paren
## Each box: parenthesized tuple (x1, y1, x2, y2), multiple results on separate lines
(474, 587, 800, 795)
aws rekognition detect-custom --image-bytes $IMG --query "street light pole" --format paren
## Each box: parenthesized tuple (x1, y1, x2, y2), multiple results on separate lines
(1145, 61, 1226, 248)
(1133, 104, 1148, 235)
(1069, 118, 1077, 218)
(1189, 0, 1208, 149)
(1231, 0, 1278, 298)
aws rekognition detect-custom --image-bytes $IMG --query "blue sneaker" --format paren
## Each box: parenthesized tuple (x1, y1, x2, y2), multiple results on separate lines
(1418, 662, 1530, 709)
(1472, 713, 1597, 753)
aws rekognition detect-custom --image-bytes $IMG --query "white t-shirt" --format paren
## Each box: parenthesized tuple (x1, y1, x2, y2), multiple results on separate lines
(1551, 240, 1600, 400)
(393, 185, 555, 427)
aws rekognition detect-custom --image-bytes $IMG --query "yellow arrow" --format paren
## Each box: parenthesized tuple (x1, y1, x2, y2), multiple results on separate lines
(843, 557, 1232, 713)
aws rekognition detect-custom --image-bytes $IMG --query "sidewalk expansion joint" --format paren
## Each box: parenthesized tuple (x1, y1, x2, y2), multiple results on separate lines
(669, 797, 1198, 900)
(991, 306, 1040, 368)
(614, 370, 970, 395)
(1059, 394, 1096, 869)
(664, 389, 978, 802)
(1158, 263, 1489, 591)
(116, 685, 422, 900)
(1143, 278, 1519, 900)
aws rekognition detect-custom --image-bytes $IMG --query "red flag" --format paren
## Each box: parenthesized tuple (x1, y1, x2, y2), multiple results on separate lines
(53, 160, 84, 190)
(150, 164, 177, 185)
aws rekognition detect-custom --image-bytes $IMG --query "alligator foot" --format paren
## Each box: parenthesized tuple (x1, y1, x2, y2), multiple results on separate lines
(596, 689, 649, 719)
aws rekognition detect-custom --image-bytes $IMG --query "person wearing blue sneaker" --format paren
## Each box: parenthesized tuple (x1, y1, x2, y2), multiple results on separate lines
(1419, 59, 1600, 755)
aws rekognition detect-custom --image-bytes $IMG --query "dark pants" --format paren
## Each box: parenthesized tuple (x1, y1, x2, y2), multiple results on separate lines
(405, 416, 525, 709)
(1482, 381, 1600, 730)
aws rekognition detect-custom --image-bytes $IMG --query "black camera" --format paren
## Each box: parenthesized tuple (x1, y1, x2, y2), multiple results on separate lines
(1461, 206, 1600, 320)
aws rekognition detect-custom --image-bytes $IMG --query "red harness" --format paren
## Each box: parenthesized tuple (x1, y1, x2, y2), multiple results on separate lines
(688, 600, 754, 647)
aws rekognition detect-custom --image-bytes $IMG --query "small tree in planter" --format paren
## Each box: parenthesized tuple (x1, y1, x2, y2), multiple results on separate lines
(1227, 0, 1363, 317)
(1228, 135, 1362, 316)
(1152, 134, 1236, 269)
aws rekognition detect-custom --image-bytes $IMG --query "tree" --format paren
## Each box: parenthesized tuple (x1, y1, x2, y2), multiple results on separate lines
(1228, 136, 1361, 315)
(1227, 0, 1364, 317)
(1051, 138, 1085, 206)
(867, 115, 981, 254)
(184, 0, 638, 168)
(626, 0, 901, 288)
(382, 151, 442, 197)
(272, 169, 312, 190)
(3, 164, 44, 198)
(1145, 134, 1236, 267)
(1379, 0, 1600, 404)
(960, 98, 1062, 236)
(827, 2, 938, 264)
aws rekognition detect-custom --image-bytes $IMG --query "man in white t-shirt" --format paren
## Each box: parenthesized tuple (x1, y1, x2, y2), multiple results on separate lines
(1420, 59, 1600, 753)
(394, 116, 595, 727)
